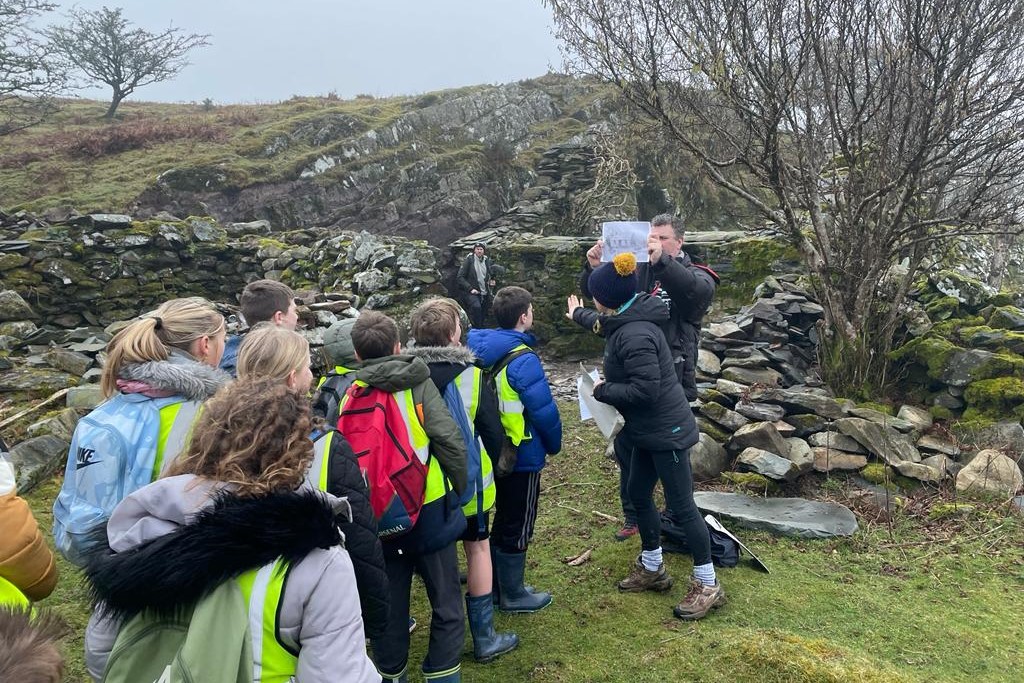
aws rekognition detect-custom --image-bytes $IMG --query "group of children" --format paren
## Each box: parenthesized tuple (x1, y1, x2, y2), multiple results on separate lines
(1, 251, 725, 682)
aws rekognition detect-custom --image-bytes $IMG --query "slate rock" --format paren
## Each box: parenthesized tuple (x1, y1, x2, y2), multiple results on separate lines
(736, 447, 797, 481)
(0, 290, 37, 322)
(893, 461, 944, 482)
(715, 379, 750, 398)
(808, 431, 867, 454)
(693, 492, 859, 538)
(812, 448, 868, 472)
(772, 420, 797, 437)
(43, 348, 93, 376)
(700, 400, 750, 432)
(734, 401, 786, 422)
(697, 387, 733, 407)
(834, 417, 922, 464)
(0, 367, 76, 394)
(916, 434, 961, 458)
(696, 349, 721, 375)
(921, 454, 961, 478)
(988, 305, 1024, 331)
(721, 353, 770, 369)
(941, 349, 995, 387)
(729, 422, 791, 458)
(690, 433, 730, 482)
(26, 407, 80, 442)
(750, 386, 853, 419)
(956, 449, 1023, 497)
(708, 322, 745, 339)
(970, 422, 1024, 455)
(721, 366, 783, 387)
(784, 413, 831, 437)
(784, 437, 814, 472)
(847, 407, 916, 433)
(7, 435, 68, 494)
(66, 384, 106, 410)
(896, 405, 933, 431)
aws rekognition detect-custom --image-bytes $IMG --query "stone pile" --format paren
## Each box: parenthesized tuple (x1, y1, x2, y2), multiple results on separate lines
(689, 275, 1024, 500)
(889, 269, 1024, 425)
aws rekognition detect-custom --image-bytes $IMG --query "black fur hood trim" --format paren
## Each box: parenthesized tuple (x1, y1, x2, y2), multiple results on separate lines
(84, 490, 342, 621)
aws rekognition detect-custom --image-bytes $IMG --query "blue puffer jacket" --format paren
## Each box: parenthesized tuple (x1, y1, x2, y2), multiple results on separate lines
(467, 328, 562, 472)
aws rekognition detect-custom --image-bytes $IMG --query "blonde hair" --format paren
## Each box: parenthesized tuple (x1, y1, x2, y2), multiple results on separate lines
(236, 323, 309, 385)
(101, 297, 225, 397)
(164, 378, 313, 497)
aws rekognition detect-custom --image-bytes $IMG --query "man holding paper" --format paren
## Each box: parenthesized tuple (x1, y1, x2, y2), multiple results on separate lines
(576, 214, 718, 542)
(577, 214, 718, 402)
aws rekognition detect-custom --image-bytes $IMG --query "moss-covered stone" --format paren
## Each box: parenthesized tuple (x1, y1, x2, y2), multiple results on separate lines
(855, 401, 894, 416)
(964, 377, 1024, 417)
(889, 336, 960, 381)
(860, 463, 917, 491)
(929, 269, 995, 311)
(924, 296, 960, 320)
(988, 305, 1024, 331)
(0, 254, 29, 271)
(928, 405, 956, 421)
(721, 471, 779, 492)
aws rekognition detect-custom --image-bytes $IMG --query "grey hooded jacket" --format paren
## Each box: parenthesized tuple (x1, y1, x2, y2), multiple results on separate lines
(84, 475, 380, 683)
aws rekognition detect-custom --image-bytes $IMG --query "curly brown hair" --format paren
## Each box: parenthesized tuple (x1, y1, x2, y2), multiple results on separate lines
(165, 378, 313, 497)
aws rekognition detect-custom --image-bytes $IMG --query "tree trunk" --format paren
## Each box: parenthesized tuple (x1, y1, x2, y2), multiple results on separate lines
(103, 91, 125, 120)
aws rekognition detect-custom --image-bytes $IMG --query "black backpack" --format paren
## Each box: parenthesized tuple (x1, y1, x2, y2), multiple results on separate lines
(311, 372, 356, 425)
(660, 509, 740, 568)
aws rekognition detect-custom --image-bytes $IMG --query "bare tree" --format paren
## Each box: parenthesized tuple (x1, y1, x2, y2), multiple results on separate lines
(48, 6, 209, 119)
(0, 0, 64, 134)
(547, 0, 1024, 393)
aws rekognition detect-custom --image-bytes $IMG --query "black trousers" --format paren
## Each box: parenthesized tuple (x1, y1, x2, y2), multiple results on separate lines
(621, 436, 712, 567)
(614, 432, 638, 526)
(492, 470, 541, 553)
(465, 293, 491, 329)
(371, 542, 464, 678)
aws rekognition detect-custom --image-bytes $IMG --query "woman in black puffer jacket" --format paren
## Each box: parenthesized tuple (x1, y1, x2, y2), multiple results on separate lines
(569, 252, 725, 622)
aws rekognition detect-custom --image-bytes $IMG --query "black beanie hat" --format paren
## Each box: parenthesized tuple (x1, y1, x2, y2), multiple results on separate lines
(588, 253, 638, 309)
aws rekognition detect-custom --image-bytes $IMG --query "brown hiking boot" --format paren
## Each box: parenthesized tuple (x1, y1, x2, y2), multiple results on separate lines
(617, 557, 674, 593)
(673, 579, 726, 620)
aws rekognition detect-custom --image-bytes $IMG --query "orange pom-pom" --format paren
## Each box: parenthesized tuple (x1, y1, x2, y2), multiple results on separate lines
(612, 252, 637, 277)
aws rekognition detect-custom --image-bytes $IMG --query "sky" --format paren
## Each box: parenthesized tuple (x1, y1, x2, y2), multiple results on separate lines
(48, 1, 565, 104)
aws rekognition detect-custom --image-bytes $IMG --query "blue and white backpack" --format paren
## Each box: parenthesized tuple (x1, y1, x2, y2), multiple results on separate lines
(52, 393, 190, 566)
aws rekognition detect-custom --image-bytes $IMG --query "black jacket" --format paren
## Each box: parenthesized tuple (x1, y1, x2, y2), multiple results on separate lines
(578, 294, 699, 452)
(458, 254, 497, 295)
(321, 430, 389, 640)
(579, 251, 718, 400)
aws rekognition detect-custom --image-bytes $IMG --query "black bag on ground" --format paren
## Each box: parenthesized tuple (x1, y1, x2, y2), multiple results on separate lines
(660, 509, 739, 568)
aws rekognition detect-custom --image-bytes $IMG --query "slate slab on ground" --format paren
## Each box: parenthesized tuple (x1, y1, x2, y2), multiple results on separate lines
(694, 491, 859, 539)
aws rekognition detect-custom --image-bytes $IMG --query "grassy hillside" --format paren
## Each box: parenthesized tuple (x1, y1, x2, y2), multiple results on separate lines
(0, 94, 420, 213)
(25, 403, 1024, 682)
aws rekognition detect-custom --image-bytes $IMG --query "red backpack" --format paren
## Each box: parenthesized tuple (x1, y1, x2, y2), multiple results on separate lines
(336, 381, 429, 539)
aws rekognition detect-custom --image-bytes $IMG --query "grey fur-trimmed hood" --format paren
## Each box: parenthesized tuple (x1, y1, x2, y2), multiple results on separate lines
(405, 345, 476, 366)
(118, 350, 230, 401)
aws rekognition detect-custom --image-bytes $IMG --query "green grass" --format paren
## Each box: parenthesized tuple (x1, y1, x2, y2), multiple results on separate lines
(25, 404, 1024, 682)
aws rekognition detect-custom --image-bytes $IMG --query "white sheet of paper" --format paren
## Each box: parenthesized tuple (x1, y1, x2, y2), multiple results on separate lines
(601, 221, 651, 263)
(577, 364, 622, 439)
